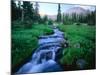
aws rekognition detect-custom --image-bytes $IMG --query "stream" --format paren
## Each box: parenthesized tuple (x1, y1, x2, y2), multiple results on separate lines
(16, 25, 68, 74)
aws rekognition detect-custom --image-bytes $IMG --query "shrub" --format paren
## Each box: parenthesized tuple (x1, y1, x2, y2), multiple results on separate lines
(48, 19, 53, 25)
(23, 20, 33, 28)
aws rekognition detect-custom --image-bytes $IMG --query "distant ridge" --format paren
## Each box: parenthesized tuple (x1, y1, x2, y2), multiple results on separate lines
(64, 7, 90, 15)
(40, 7, 92, 20)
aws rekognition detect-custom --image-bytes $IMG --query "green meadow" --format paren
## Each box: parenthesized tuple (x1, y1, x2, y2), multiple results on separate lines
(12, 23, 96, 71)
(11, 1, 96, 72)
(12, 24, 53, 70)
(58, 24, 96, 69)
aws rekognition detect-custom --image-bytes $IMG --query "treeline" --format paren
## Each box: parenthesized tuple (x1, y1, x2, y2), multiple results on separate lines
(11, 0, 50, 28)
(56, 4, 96, 25)
(11, 1, 96, 28)
(62, 11, 96, 25)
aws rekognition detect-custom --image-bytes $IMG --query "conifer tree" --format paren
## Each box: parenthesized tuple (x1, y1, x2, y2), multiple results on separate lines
(57, 3, 61, 23)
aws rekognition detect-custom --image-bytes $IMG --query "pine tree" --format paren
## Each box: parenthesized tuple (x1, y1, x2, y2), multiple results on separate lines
(21, 1, 24, 22)
(23, 1, 34, 20)
(11, 0, 23, 21)
(34, 2, 40, 23)
(62, 13, 65, 24)
(17, 1, 22, 20)
(43, 15, 48, 24)
(87, 11, 96, 25)
(22, 1, 34, 28)
(11, 0, 17, 21)
(57, 3, 61, 23)
(71, 13, 77, 22)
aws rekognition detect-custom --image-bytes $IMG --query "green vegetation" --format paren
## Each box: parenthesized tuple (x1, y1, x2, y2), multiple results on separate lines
(62, 11, 96, 25)
(58, 24, 96, 69)
(11, 1, 54, 71)
(11, 0, 96, 71)
(57, 3, 61, 22)
(12, 23, 53, 69)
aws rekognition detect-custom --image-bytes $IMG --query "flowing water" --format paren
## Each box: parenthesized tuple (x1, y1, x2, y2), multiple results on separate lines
(16, 25, 68, 74)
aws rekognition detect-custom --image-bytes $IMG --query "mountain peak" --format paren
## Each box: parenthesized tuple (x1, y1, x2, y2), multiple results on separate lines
(65, 7, 89, 15)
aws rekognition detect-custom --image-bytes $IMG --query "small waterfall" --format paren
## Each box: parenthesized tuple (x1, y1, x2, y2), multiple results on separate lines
(16, 25, 67, 74)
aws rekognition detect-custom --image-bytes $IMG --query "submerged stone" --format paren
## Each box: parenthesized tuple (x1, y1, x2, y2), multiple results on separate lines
(76, 59, 87, 69)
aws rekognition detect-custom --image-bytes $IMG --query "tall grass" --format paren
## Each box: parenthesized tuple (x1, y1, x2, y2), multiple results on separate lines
(12, 24, 53, 71)
(58, 24, 96, 69)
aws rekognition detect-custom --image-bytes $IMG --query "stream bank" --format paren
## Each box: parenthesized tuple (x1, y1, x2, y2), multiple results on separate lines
(16, 25, 68, 74)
